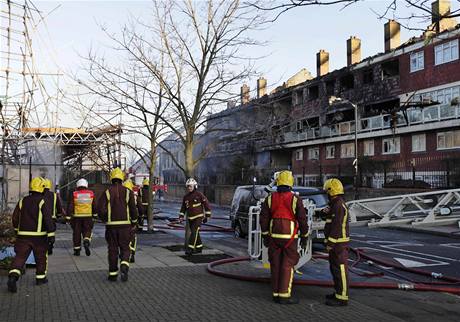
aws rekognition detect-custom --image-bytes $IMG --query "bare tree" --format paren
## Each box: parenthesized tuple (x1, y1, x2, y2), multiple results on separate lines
(115, 0, 266, 179)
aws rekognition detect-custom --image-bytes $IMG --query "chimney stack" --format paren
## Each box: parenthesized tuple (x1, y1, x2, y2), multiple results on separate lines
(241, 84, 250, 104)
(316, 50, 329, 77)
(384, 20, 401, 52)
(432, 0, 450, 24)
(257, 77, 267, 98)
(347, 36, 361, 66)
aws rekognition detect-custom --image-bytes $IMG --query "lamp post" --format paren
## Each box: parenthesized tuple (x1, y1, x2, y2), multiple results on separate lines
(328, 96, 359, 199)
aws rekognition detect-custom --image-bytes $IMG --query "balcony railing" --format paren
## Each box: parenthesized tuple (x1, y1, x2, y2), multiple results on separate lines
(278, 104, 460, 144)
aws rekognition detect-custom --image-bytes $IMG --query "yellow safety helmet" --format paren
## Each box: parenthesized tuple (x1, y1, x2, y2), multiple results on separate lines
(30, 177, 46, 193)
(142, 178, 149, 186)
(123, 179, 134, 191)
(43, 178, 52, 190)
(110, 167, 125, 181)
(323, 178, 344, 197)
(276, 170, 294, 187)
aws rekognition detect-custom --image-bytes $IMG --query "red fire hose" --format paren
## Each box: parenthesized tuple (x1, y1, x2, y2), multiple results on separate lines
(207, 253, 460, 295)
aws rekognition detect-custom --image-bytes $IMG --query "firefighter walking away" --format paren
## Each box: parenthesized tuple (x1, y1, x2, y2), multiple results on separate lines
(43, 178, 65, 222)
(7, 177, 56, 293)
(67, 178, 97, 256)
(179, 178, 211, 256)
(260, 170, 309, 304)
(123, 179, 137, 263)
(322, 178, 350, 307)
(137, 178, 153, 233)
(98, 168, 138, 282)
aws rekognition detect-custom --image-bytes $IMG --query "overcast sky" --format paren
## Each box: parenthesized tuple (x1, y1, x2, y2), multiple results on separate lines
(24, 0, 460, 126)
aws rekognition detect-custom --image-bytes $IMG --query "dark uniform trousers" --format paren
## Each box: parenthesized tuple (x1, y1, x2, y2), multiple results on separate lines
(329, 243, 349, 301)
(187, 217, 203, 251)
(105, 226, 131, 275)
(268, 238, 299, 298)
(138, 205, 147, 228)
(71, 218, 93, 250)
(10, 237, 48, 280)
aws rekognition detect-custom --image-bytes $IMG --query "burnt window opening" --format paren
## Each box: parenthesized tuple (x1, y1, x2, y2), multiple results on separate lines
(326, 109, 355, 125)
(309, 85, 319, 100)
(326, 80, 335, 95)
(340, 74, 354, 91)
(303, 117, 319, 128)
(362, 69, 374, 84)
(381, 59, 399, 78)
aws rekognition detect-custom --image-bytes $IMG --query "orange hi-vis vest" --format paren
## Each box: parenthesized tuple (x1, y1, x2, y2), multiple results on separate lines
(268, 192, 299, 248)
(73, 190, 94, 217)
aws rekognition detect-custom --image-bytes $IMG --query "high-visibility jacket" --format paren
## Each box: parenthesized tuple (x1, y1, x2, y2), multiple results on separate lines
(12, 192, 55, 238)
(179, 190, 211, 220)
(67, 189, 97, 219)
(98, 183, 138, 227)
(260, 191, 308, 242)
(44, 189, 64, 220)
(324, 195, 350, 247)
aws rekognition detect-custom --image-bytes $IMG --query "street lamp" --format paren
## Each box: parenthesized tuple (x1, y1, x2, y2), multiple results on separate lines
(328, 96, 359, 200)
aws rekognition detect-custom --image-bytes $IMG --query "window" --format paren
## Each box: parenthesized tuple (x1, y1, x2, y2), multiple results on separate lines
(326, 80, 335, 95)
(295, 148, 303, 161)
(296, 121, 302, 132)
(437, 130, 460, 150)
(381, 59, 399, 77)
(340, 74, 354, 90)
(340, 143, 355, 158)
(410, 51, 424, 72)
(412, 134, 426, 152)
(435, 39, 459, 65)
(309, 85, 319, 100)
(382, 137, 400, 154)
(294, 90, 304, 105)
(326, 145, 335, 159)
(362, 69, 374, 84)
(363, 140, 374, 156)
(308, 147, 319, 160)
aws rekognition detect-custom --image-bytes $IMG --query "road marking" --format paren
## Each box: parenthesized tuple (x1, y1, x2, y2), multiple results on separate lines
(440, 243, 460, 249)
(394, 258, 429, 268)
(358, 247, 449, 267)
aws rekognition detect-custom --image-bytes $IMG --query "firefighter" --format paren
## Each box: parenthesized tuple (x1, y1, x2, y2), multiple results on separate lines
(67, 178, 97, 256)
(123, 179, 137, 263)
(7, 177, 56, 293)
(178, 178, 211, 256)
(260, 170, 309, 305)
(43, 178, 65, 222)
(98, 168, 138, 282)
(137, 178, 151, 233)
(322, 178, 350, 307)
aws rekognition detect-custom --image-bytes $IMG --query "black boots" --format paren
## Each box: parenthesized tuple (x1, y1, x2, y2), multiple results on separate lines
(83, 240, 91, 256)
(7, 275, 18, 293)
(129, 253, 135, 263)
(279, 297, 299, 305)
(74, 249, 80, 256)
(120, 264, 129, 282)
(325, 297, 348, 306)
(36, 278, 48, 286)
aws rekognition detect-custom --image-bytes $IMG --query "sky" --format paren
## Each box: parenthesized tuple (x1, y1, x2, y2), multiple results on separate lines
(9, 0, 460, 127)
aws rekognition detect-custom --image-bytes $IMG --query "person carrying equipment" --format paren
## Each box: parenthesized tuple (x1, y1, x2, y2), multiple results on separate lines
(260, 170, 309, 305)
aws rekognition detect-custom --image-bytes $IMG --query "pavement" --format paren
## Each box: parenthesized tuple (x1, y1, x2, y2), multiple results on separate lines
(1, 203, 460, 321)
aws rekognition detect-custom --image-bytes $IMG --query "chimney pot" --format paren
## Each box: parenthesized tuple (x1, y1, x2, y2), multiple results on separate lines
(347, 36, 361, 66)
(384, 20, 401, 52)
(316, 50, 329, 77)
(257, 77, 267, 98)
(432, 0, 451, 24)
(241, 84, 250, 104)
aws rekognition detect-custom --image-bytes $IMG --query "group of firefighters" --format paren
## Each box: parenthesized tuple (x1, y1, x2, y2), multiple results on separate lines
(6, 167, 349, 308)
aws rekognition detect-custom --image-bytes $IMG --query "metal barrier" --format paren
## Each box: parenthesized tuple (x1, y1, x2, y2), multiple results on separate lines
(247, 200, 315, 269)
(347, 188, 460, 228)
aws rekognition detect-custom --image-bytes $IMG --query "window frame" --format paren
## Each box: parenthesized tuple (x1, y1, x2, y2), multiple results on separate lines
(434, 39, 459, 66)
(295, 148, 303, 161)
(340, 142, 355, 158)
(382, 137, 401, 155)
(308, 147, 320, 160)
(437, 130, 460, 150)
(363, 140, 375, 156)
(410, 50, 424, 73)
(326, 145, 335, 159)
(412, 134, 426, 152)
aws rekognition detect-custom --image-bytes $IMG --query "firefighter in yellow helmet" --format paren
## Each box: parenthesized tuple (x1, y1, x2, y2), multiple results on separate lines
(67, 178, 97, 256)
(123, 179, 137, 263)
(98, 168, 138, 281)
(43, 178, 65, 222)
(136, 178, 151, 233)
(7, 177, 55, 293)
(259, 171, 309, 304)
(322, 178, 349, 306)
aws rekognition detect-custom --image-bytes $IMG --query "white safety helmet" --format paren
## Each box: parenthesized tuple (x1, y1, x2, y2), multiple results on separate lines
(185, 178, 198, 188)
(76, 178, 88, 188)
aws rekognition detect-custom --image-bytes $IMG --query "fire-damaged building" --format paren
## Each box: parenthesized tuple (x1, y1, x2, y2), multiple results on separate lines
(201, 0, 460, 189)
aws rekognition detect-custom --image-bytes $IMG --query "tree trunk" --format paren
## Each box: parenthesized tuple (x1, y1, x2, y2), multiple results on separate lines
(184, 141, 195, 179)
(147, 141, 157, 231)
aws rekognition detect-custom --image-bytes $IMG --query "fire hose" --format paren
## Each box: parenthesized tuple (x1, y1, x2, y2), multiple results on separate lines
(154, 219, 234, 232)
(207, 250, 460, 295)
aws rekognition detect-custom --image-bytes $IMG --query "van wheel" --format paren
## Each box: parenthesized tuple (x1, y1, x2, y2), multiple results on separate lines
(234, 222, 245, 239)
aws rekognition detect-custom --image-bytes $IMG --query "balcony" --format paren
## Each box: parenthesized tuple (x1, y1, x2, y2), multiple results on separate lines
(278, 104, 460, 144)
